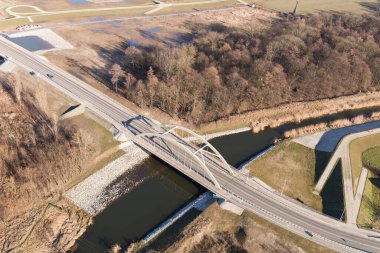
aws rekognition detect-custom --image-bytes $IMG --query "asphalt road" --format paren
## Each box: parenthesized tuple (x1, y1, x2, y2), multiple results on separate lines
(1, 37, 380, 253)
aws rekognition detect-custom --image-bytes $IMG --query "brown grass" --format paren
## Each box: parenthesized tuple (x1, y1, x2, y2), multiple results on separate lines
(254, 0, 380, 14)
(141, 202, 334, 253)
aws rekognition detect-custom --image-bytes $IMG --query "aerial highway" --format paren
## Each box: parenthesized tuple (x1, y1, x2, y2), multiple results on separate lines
(1, 36, 380, 253)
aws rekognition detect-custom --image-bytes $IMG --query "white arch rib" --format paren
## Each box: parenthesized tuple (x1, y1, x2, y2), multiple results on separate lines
(161, 124, 235, 176)
(136, 132, 221, 189)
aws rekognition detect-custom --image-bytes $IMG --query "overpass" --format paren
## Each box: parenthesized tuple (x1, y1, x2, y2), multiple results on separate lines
(1, 36, 380, 253)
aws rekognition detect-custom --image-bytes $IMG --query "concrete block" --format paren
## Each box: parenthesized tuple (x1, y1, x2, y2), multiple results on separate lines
(0, 60, 16, 73)
(218, 199, 244, 215)
(110, 125, 129, 142)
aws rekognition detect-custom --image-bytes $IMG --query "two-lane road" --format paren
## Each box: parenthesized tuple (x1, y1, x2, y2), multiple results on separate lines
(1, 36, 380, 253)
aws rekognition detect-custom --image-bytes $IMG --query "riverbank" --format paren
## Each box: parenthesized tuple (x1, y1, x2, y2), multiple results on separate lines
(65, 144, 150, 215)
(196, 91, 380, 135)
(136, 201, 333, 253)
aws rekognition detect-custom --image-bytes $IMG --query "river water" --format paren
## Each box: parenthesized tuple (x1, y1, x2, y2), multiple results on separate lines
(73, 105, 380, 252)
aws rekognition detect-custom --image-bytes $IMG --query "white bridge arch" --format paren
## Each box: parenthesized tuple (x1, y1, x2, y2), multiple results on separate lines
(136, 124, 235, 189)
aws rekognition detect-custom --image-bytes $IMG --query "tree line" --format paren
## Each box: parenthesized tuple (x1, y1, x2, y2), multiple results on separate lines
(109, 14, 380, 124)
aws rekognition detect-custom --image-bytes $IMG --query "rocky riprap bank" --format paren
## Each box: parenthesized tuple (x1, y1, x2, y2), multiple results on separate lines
(65, 144, 149, 215)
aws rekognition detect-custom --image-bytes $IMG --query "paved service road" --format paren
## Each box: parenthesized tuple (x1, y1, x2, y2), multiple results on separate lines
(1, 37, 380, 253)
(315, 128, 380, 225)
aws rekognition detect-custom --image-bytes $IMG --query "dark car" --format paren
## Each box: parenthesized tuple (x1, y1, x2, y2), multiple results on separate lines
(305, 231, 313, 237)
(47, 74, 54, 79)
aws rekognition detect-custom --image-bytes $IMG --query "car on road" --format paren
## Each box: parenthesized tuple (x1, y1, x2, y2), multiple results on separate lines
(46, 74, 54, 79)
(305, 231, 313, 237)
(30, 71, 40, 77)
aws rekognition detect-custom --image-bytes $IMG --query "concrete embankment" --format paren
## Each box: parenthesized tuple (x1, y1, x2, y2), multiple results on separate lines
(142, 191, 214, 243)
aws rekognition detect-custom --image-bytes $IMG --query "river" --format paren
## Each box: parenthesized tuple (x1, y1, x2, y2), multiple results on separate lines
(73, 105, 380, 252)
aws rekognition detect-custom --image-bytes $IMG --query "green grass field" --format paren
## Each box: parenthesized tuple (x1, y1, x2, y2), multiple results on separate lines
(363, 147, 380, 172)
(349, 134, 380, 228)
(249, 141, 348, 219)
(254, 0, 380, 14)
(350, 134, 380, 193)
(357, 172, 380, 229)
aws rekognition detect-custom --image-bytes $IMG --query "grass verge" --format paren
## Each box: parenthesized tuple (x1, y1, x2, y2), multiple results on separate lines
(248, 141, 323, 211)
(357, 172, 380, 229)
(67, 112, 120, 153)
(363, 147, 380, 173)
(62, 112, 124, 190)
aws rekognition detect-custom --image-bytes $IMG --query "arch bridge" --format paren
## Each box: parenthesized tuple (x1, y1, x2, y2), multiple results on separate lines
(136, 124, 235, 189)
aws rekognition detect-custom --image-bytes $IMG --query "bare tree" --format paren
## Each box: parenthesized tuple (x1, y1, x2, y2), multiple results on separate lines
(109, 64, 124, 93)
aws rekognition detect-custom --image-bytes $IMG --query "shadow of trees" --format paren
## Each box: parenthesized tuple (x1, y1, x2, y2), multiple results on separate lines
(360, 0, 380, 14)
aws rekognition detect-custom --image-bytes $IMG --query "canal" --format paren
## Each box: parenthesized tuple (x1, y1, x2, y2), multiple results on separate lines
(73, 105, 380, 252)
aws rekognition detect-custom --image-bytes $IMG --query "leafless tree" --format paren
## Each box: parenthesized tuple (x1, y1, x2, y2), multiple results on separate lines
(109, 64, 124, 93)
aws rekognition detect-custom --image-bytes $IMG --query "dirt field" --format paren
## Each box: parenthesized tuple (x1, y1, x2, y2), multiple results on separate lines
(255, 0, 380, 14)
